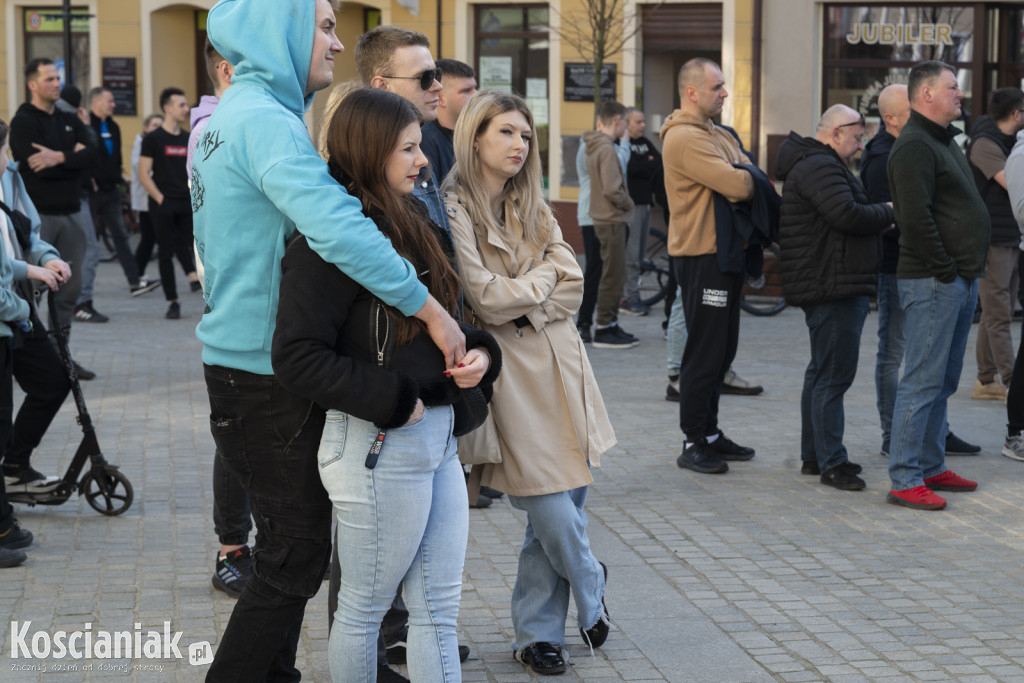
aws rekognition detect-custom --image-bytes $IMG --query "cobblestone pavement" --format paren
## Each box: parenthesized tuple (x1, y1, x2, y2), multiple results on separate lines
(0, 261, 1017, 682)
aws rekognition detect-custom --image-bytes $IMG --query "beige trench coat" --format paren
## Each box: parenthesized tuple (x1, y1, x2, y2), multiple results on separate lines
(445, 193, 616, 497)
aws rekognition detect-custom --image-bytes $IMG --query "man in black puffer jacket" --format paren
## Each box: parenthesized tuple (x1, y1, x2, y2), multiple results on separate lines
(776, 104, 895, 491)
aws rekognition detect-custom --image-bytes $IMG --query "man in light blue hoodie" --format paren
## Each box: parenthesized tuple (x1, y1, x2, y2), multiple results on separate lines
(186, 36, 255, 606)
(193, 1, 464, 680)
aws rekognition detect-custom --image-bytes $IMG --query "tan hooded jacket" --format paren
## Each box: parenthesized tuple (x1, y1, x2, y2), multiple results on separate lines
(583, 129, 634, 223)
(659, 110, 754, 256)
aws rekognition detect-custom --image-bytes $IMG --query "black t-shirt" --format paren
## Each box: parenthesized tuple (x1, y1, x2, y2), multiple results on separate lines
(141, 127, 190, 208)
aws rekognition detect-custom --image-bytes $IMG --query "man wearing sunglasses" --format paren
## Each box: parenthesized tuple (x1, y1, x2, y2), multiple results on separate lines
(776, 104, 894, 492)
(357, 26, 447, 229)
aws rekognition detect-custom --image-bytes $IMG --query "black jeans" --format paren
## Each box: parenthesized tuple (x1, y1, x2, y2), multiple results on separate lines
(89, 188, 141, 286)
(134, 211, 156, 275)
(4, 331, 70, 469)
(152, 203, 196, 301)
(213, 450, 252, 547)
(672, 254, 742, 442)
(203, 364, 332, 683)
(1008, 252, 1024, 435)
(577, 225, 602, 327)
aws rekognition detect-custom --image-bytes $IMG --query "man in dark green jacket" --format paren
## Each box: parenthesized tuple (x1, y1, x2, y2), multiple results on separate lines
(886, 60, 990, 511)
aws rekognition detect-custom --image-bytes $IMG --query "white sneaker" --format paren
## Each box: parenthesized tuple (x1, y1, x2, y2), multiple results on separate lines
(1003, 433, 1024, 461)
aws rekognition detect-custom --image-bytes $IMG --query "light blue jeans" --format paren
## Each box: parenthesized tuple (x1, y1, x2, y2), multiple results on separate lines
(888, 276, 977, 490)
(320, 406, 467, 682)
(508, 485, 605, 649)
(76, 197, 101, 305)
(667, 286, 687, 375)
(875, 272, 907, 449)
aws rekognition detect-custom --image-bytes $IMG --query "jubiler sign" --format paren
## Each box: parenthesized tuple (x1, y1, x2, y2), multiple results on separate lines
(846, 23, 953, 46)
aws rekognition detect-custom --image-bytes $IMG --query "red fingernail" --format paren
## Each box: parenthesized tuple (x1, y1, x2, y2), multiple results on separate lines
(458, 363, 465, 368)
(443, 371, 451, 376)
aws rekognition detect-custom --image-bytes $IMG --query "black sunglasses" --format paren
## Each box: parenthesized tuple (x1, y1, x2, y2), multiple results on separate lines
(383, 68, 442, 91)
(836, 114, 865, 129)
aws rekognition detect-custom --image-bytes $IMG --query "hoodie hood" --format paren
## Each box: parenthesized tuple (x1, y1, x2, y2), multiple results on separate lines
(659, 109, 709, 141)
(861, 126, 894, 171)
(207, 0, 316, 115)
(774, 131, 834, 181)
(191, 95, 220, 130)
(582, 129, 613, 156)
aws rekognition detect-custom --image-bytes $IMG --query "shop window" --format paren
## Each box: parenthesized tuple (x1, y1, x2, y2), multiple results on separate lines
(823, 4, 975, 128)
(23, 7, 90, 94)
(476, 5, 550, 186)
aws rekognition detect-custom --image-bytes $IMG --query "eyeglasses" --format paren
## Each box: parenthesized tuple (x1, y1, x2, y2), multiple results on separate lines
(382, 68, 442, 91)
(837, 115, 865, 129)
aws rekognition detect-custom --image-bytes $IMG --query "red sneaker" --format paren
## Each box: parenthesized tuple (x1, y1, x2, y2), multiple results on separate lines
(923, 470, 977, 492)
(887, 486, 947, 510)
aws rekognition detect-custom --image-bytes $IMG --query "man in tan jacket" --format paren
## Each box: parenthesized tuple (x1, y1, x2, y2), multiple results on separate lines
(584, 101, 637, 348)
(661, 57, 755, 475)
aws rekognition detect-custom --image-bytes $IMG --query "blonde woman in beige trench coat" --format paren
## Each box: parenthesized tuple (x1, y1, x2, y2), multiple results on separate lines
(442, 90, 617, 677)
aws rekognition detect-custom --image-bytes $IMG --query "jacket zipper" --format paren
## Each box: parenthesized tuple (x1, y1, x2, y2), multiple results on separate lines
(365, 301, 393, 469)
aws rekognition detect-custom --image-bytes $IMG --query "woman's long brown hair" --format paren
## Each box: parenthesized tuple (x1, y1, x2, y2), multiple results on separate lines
(326, 88, 460, 344)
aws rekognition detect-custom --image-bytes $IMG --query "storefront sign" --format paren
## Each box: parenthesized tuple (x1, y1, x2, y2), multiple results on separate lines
(563, 63, 616, 102)
(25, 9, 89, 33)
(846, 23, 953, 46)
(103, 58, 137, 117)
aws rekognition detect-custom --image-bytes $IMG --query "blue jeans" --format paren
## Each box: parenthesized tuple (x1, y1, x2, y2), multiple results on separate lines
(76, 195, 101, 305)
(508, 486, 605, 649)
(203, 365, 332, 683)
(875, 273, 906, 448)
(888, 277, 977, 490)
(800, 298, 869, 472)
(320, 406, 467, 683)
(667, 285, 686, 375)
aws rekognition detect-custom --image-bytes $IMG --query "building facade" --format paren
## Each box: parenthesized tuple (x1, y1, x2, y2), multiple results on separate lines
(3, 1, 1020, 213)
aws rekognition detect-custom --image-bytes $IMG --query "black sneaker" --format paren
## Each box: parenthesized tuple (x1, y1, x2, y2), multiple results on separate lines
(377, 662, 409, 683)
(73, 302, 109, 323)
(0, 518, 34, 550)
(676, 439, 728, 474)
(190, 281, 203, 293)
(73, 361, 96, 380)
(470, 493, 492, 509)
(707, 432, 755, 461)
(166, 302, 181, 320)
(666, 381, 680, 402)
(0, 547, 27, 568)
(592, 326, 638, 349)
(480, 485, 504, 499)
(130, 278, 161, 297)
(803, 461, 862, 476)
(946, 431, 981, 456)
(3, 465, 60, 494)
(577, 323, 592, 343)
(212, 546, 252, 598)
(580, 561, 610, 648)
(820, 463, 866, 490)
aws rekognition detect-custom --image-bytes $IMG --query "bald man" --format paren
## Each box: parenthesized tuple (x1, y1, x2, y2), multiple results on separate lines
(863, 84, 981, 461)
(776, 104, 894, 491)
(660, 57, 756, 475)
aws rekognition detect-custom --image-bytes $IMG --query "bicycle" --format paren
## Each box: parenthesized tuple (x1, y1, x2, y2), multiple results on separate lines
(637, 227, 673, 307)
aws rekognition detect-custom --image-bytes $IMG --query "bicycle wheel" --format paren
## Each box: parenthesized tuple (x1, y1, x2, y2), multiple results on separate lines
(638, 228, 672, 307)
(739, 294, 788, 316)
(740, 244, 787, 316)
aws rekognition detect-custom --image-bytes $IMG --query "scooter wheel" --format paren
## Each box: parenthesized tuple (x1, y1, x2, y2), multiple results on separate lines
(81, 466, 134, 516)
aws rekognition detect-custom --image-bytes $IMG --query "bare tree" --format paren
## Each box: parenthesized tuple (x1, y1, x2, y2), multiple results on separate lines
(551, 0, 663, 113)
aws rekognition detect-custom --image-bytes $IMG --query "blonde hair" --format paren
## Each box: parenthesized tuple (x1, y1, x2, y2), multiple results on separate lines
(443, 90, 551, 247)
(317, 79, 362, 160)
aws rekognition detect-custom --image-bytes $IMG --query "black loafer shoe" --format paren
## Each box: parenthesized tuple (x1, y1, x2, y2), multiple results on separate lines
(517, 642, 566, 675)
(707, 431, 755, 461)
(801, 461, 820, 475)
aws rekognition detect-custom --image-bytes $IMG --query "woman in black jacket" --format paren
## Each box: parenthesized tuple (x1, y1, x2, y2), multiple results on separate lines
(271, 88, 499, 682)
